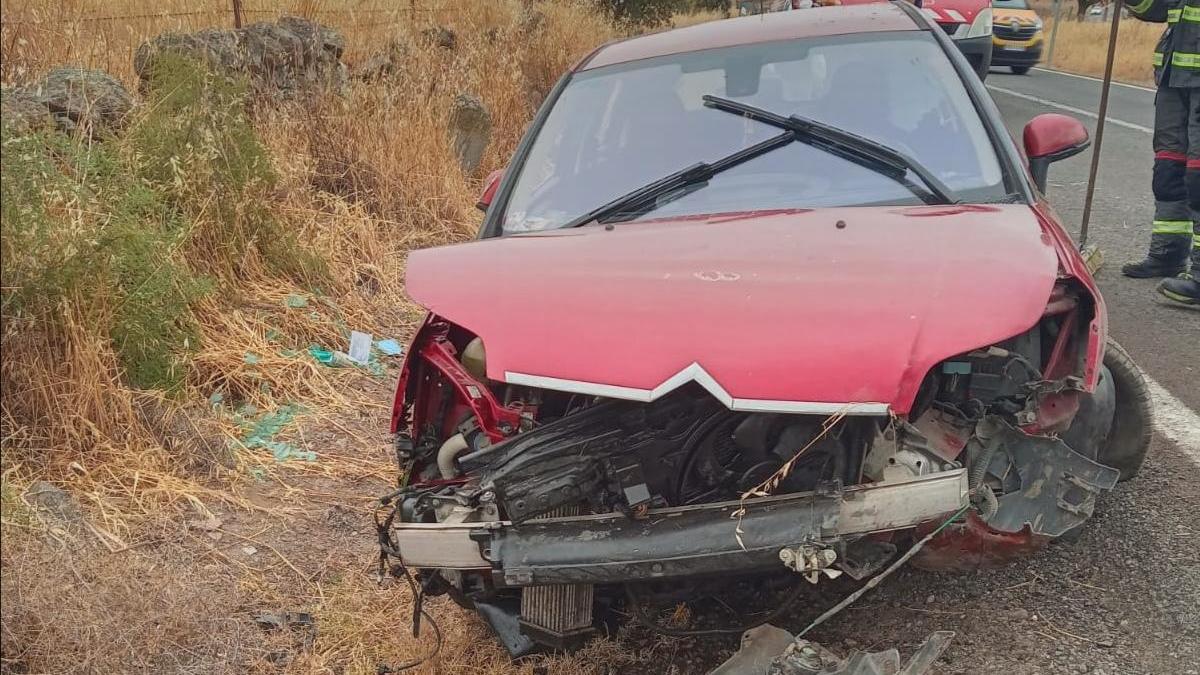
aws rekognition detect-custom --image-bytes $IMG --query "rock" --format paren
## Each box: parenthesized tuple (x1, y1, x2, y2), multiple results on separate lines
(355, 40, 407, 82)
(15, 68, 133, 135)
(188, 516, 224, 532)
(0, 88, 55, 134)
(135, 16, 347, 97)
(517, 5, 545, 35)
(24, 480, 83, 527)
(420, 25, 456, 50)
(448, 93, 491, 175)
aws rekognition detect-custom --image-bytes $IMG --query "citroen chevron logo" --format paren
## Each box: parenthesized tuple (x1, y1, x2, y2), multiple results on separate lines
(505, 362, 890, 415)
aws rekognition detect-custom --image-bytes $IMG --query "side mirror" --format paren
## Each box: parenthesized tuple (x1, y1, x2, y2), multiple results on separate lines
(476, 169, 503, 212)
(1023, 113, 1090, 193)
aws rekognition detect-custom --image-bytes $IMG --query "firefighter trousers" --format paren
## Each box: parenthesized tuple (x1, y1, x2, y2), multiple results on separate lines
(1151, 84, 1200, 270)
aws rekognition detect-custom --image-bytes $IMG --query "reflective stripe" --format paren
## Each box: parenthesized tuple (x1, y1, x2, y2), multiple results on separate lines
(1153, 220, 1194, 234)
(1155, 52, 1165, 67)
(1172, 52, 1200, 69)
(1169, 7, 1182, 22)
(1184, 5, 1200, 21)
(1129, 0, 1157, 13)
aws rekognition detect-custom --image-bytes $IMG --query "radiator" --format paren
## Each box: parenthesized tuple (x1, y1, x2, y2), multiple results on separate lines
(518, 505, 595, 649)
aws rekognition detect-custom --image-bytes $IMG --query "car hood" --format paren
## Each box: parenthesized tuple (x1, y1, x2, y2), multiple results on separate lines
(405, 205, 1060, 414)
(993, 7, 1041, 23)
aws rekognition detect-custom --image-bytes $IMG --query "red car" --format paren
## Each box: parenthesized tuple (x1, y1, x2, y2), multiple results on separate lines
(381, 3, 1150, 656)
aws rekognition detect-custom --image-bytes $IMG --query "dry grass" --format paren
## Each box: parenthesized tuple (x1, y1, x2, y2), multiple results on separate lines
(1039, 17, 1159, 85)
(1, 1, 631, 672)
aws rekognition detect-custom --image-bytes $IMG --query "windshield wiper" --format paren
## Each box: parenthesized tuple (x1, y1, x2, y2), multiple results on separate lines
(563, 95, 956, 229)
(564, 129, 799, 228)
(703, 95, 958, 206)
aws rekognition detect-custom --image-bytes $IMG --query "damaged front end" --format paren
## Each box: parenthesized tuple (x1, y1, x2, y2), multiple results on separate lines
(377, 279, 1146, 656)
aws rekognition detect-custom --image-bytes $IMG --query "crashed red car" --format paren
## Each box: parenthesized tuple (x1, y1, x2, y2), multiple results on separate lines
(380, 2, 1152, 657)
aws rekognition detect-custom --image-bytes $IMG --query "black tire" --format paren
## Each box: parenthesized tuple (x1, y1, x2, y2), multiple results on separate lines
(1011, 65, 1032, 75)
(1097, 339, 1153, 480)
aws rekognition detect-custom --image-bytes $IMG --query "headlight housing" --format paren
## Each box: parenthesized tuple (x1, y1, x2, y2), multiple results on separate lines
(967, 7, 993, 37)
(1033, 16, 1044, 30)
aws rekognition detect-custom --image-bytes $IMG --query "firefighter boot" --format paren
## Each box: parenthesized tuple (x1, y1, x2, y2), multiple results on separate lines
(1122, 232, 1190, 278)
(1158, 273, 1200, 305)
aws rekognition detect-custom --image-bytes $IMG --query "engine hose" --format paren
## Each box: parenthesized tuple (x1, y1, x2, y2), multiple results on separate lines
(974, 483, 999, 520)
(967, 436, 998, 490)
(966, 435, 1000, 519)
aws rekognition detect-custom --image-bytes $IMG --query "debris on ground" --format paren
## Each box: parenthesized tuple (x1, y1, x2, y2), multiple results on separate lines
(253, 610, 315, 632)
(308, 343, 386, 375)
(711, 625, 954, 675)
(235, 403, 316, 462)
(348, 330, 372, 364)
(375, 338, 404, 356)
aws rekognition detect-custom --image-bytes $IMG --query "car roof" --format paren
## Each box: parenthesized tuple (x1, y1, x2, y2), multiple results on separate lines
(577, 3, 923, 72)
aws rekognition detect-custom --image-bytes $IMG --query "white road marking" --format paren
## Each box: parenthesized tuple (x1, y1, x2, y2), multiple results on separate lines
(986, 84, 1154, 134)
(1144, 373, 1200, 465)
(1030, 67, 1157, 94)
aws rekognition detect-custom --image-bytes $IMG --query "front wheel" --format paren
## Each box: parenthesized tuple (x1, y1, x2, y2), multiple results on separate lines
(1011, 65, 1032, 75)
(1097, 339, 1153, 480)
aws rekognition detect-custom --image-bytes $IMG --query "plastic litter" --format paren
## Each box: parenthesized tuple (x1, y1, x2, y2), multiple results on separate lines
(308, 345, 356, 368)
(285, 294, 309, 309)
(244, 352, 261, 365)
(348, 330, 372, 364)
(237, 403, 316, 462)
(308, 343, 386, 376)
(376, 338, 404, 356)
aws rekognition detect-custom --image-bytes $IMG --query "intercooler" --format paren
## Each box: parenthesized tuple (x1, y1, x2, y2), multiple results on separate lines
(518, 505, 595, 648)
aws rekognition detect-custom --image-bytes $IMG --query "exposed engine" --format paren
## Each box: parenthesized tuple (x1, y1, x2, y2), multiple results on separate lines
(378, 281, 1147, 656)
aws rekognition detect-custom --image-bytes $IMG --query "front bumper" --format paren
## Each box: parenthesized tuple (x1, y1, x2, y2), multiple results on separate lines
(992, 41, 1043, 66)
(392, 470, 969, 586)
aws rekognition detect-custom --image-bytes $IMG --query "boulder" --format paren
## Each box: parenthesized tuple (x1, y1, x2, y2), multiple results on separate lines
(420, 25, 457, 50)
(0, 88, 55, 134)
(8, 68, 133, 135)
(135, 16, 347, 96)
(355, 40, 408, 82)
(448, 94, 491, 175)
(24, 481, 83, 528)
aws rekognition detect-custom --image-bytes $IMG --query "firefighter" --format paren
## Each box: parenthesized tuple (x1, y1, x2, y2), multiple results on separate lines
(1123, 0, 1200, 305)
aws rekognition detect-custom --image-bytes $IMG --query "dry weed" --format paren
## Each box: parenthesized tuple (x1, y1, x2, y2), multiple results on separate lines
(1, 1, 625, 673)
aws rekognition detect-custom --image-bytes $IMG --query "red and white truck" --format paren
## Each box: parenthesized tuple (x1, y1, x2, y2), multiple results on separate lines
(745, 0, 994, 79)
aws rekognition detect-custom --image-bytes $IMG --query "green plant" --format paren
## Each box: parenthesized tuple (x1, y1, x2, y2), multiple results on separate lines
(594, 0, 685, 29)
(0, 121, 211, 391)
(131, 53, 325, 283)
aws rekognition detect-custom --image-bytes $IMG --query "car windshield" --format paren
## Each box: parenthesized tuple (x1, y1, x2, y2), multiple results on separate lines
(992, 0, 1030, 9)
(502, 32, 1008, 233)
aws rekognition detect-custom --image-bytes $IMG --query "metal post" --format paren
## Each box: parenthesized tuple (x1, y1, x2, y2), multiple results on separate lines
(232, 0, 243, 28)
(1047, 0, 1064, 66)
(1079, 0, 1123, 248)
